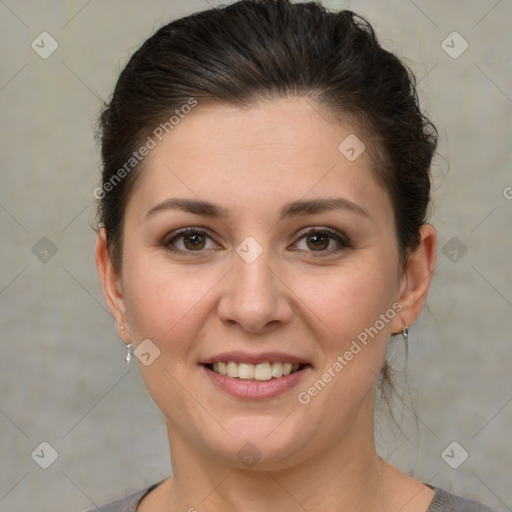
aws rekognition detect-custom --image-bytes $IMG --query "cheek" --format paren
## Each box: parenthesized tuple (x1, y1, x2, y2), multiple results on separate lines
(121, 250, 221, 353)
(295, 256, 399, 340)
(291, 254, 400, 397)
(120, 253, 219, 417)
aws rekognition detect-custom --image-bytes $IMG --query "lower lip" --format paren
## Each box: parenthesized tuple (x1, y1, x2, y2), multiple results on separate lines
(203, 365, 310, 400)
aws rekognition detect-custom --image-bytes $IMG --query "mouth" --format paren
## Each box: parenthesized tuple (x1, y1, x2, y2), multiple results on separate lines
(204, 361, 307, 380)
(201, 353, 312, 400)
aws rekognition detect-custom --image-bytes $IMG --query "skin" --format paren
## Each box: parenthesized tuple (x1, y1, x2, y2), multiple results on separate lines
(96, 98, 436, 512)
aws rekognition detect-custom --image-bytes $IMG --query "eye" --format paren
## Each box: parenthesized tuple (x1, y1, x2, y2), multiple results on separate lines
(162, 226, 351, 255)
(292, 227, 351, 253)
(163, 228, 219, 253)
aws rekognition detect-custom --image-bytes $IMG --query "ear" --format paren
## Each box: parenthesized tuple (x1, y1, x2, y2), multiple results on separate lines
(391, 223, 437, 333)
(95, 228, 131, 343)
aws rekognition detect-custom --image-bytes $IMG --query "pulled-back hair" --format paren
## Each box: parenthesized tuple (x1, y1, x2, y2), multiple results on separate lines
(96, 0, 438, 406)
(97, 0, 436, 272)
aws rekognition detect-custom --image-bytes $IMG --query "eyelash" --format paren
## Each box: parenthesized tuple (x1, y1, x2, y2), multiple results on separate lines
(162, 226, 352, 256)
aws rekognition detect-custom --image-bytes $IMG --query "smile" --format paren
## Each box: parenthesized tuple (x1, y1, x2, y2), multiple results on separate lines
(202, 357, 311, 399)
(207, 361, 302, 380)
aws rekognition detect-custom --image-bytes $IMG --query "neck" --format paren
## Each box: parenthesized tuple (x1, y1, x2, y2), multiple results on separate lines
(168, 446, 386, 512)
(161, 407, 392, 511)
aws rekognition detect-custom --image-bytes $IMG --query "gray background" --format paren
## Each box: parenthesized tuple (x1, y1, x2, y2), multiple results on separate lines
(1, 1, 511, 511)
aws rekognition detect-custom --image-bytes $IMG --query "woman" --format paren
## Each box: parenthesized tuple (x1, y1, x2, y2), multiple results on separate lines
(91, 1, 498, 510)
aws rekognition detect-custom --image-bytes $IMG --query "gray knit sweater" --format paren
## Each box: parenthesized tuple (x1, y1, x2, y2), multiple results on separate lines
(85, 483, 501, 511)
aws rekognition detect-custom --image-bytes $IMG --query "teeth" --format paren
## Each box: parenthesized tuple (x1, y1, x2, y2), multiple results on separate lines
(218, 361, 227, 375)
(238, 363, 255, 379)
(271, 361, 283, 377)
(254, 362, 272, 381)
(226, 361, 239, 378)
(210, 361, 303, 380)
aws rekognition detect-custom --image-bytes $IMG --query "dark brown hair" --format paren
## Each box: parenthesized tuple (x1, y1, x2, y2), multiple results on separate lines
(97, 0, 437, 272)
(96, 0, 437, 406)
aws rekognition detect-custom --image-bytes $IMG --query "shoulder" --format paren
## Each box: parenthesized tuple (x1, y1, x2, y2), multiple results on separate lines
(428, 486, 501, 512)
(81, 483, 159, 512)
(81, 482, 501, 512)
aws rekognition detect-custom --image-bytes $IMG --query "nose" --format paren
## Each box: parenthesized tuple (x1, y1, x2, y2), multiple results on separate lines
(217, 245, 293, 334)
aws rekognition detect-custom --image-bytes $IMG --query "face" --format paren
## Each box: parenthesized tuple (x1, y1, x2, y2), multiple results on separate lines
(101, 98, 419, 470)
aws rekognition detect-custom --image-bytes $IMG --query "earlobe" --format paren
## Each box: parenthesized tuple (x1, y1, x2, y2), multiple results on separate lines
(391, 224, 437, 333)
(95, 229, 129, 337)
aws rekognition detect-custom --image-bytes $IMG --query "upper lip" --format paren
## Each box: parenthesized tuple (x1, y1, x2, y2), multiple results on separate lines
(202, 351, 311, 365)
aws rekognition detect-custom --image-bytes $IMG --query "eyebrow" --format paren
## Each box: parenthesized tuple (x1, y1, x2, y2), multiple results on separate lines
(144, 197, 370, 221)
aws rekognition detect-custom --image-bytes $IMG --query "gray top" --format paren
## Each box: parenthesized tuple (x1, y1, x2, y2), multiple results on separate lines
(84, 482, 500, 512)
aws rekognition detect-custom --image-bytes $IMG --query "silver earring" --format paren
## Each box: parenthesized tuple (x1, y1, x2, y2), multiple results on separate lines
(125, 343, 133, 364)
(119, 325, 132, 364)
(402, 323, 409, 355)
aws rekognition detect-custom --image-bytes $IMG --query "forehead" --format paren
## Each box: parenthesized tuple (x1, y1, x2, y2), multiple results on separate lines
(130, 98, 391, 220)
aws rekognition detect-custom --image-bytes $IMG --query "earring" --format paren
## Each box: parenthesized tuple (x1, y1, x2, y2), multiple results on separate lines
(402, 322, 409, 355)
(125, 343, 134, 364)
(119, 325, 133, 364)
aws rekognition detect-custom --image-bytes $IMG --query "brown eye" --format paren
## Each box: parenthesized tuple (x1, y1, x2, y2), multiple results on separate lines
(164, 229, 218, 253)
(293, 228, 351, 254)
(183, 232, 206, 250)
(306, 233, 330, 251)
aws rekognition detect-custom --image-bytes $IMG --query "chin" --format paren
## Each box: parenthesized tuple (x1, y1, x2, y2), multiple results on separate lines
(199, 411, 320, 471)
